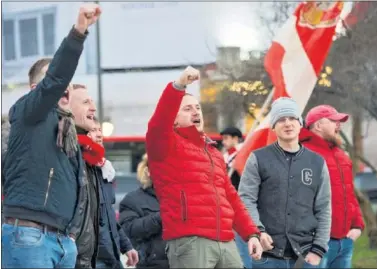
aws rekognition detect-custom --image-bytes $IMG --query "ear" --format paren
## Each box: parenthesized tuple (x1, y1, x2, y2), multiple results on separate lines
(30, 83, 37, 90)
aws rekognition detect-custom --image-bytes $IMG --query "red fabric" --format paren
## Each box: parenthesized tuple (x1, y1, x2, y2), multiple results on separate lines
(264, 41, 288, 100)
(78, 135, 105, 166)
(305, 105, 349, 127)
(227, 147, 237, 156)
(146, 82, 260, 242)
(234, 128, 277, 175)
(295, 2, 344, 76)
(300, 128, 365, 238)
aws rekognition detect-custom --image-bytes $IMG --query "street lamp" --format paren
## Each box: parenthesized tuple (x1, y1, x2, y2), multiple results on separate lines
(95, 0, 104, 125)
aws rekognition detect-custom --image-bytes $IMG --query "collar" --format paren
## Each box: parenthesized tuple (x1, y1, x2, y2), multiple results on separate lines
(175, 125, 217, 146)
(299, 128, 335, 149)
(273, 141, 305, 158)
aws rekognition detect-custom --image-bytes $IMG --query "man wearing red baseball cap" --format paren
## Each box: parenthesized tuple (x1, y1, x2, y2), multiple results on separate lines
(300, 105, 365, 269)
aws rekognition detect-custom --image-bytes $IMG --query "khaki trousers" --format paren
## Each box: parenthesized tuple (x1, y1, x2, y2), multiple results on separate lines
(166, 236, 243, 268)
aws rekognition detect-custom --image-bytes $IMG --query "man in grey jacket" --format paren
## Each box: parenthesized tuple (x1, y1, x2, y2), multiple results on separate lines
(239, 97, 331, 269)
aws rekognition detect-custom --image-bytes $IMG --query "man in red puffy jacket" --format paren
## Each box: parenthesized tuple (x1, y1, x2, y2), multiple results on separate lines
(300, 105, 365, 268)
(146, 66, 262, 268)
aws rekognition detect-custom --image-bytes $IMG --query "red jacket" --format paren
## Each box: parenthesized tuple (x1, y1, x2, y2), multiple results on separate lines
(300, 129, 365, 239)
(146, 82, 260, 242)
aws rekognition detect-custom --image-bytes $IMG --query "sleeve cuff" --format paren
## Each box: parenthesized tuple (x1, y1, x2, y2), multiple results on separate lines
(172, 81, 186, 91)
(68, 25, 88, 42)
(351, 226, 363, 231)
(310, 244, 326, 258)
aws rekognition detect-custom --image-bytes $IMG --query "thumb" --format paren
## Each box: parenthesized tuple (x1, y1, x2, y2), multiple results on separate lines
(346, 230, 352, 237)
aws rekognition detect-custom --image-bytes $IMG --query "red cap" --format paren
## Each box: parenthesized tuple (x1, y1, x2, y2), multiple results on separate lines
(305, 105, 349, 127)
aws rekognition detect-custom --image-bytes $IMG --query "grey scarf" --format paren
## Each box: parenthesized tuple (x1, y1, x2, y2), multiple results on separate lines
(56, 107, 78, 158)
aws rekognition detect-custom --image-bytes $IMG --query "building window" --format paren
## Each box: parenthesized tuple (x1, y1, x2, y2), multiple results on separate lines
(19, 18, 38, 57)
(3, 20, 16, 61)
(2, 8, 56, 62)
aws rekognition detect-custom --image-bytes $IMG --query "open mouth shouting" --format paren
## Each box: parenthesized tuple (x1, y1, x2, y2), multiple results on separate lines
(192, 118, 201, 126)
(86, 115, 94, 121)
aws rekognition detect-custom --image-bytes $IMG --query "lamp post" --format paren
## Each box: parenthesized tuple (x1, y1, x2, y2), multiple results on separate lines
(95, 0, 104, 124)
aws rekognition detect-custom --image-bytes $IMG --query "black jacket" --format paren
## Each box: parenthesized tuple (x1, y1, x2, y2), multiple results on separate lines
(97, 167, 133, 267)
(74, 127, 101, 269)
(3, 27, 87, 233)
(119, 187, 168, 268)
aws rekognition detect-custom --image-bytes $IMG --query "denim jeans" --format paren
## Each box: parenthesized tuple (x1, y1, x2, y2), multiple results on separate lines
(235, 232, 253, 268)
(319, 238, 354, 268)
(252, 256, 319, 269)
(1, 223, 77, 268)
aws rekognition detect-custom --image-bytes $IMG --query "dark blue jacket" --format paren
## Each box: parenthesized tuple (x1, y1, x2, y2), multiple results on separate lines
(96, 167, 133, 266)
(3, 27, 87, 235)
(119, 187, 168, 268)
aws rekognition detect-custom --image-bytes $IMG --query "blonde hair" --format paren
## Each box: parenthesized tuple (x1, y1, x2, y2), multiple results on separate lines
(137, 154, 152, 189)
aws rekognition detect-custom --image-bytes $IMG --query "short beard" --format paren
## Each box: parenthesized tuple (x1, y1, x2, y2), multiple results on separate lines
(324, 133, 343, 147)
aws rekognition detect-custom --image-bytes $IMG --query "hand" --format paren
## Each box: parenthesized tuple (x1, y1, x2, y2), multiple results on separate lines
(125, 249, 139, 267)
(248, 236, 263, 260)
(305, 252, 321, 266)
(175, 66, 200, 87)
(75, 3, 102, 34)
(347, 228, 362, 241)
(260, 232, 274, 251)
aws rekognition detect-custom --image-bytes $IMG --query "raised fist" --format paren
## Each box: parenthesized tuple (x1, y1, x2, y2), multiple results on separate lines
(75, 3, 102, 34)
(175, 66, 200, 87)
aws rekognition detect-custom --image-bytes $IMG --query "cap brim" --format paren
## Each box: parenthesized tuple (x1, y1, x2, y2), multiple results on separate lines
(328, 113, 349, 123)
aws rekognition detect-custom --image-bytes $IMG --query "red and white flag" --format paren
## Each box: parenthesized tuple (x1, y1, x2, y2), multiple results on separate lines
(234, 1, 344, 174)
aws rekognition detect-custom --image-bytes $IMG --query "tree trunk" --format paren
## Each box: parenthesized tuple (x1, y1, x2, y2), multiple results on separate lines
(351, 110, 377, 249)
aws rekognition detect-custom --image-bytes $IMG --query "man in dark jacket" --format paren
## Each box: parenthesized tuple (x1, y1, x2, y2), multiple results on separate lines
(239, 97, 332, 269)
(1, 4, 101, 268)
(88, 118, 138, 268)
(69, 83, 101, 268)
(119, 154, 168, 268)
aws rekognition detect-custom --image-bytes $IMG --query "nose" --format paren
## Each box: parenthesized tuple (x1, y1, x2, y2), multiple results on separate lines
(89, 101, 97, 112)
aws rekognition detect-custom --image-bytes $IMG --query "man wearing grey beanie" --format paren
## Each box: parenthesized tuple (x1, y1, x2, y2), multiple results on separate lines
(239, 97, 332, 268)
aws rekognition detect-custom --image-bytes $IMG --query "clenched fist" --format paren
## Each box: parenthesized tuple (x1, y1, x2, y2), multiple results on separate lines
(175, 66, 200, 87)
(75, 3, 102, 34)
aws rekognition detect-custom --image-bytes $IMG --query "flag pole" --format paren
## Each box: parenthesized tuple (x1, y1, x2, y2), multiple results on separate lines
(245, 87, 275, 140)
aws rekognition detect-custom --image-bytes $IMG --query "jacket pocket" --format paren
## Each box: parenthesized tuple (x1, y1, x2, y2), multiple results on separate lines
(44, 168, 54, 207)
(180, 190, 187, 221)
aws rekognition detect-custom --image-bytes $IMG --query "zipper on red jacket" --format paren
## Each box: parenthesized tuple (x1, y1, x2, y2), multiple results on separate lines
(334, 151, 348, 235)
(204, 143, 220, 241)
(180, 190, 188, 221)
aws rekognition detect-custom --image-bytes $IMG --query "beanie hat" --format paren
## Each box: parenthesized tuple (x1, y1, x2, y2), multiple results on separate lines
(270, 97, 303, 128)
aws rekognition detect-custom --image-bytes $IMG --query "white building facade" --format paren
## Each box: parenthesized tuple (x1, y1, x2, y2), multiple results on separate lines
(2, 1, 265, 136)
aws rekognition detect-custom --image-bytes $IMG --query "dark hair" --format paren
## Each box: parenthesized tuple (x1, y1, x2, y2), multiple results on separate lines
(72, 83, 87, 90)
(28, 58, 52, 86)
(220, 127, 243, 139)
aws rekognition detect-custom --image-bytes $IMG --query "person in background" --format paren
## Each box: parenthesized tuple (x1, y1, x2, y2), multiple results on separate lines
(87, 117, 138, 268)
(146, 66, 262, 268)
(239, 97, 332, 269)
(1, 4, 101, 268)
(300, 105, 365, 268)
(220, 127, 250, 268)
(220, 127, 244, 190)
(119, 154, 169, 268)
